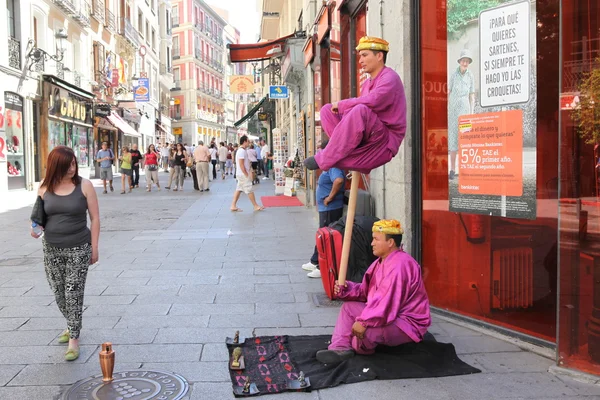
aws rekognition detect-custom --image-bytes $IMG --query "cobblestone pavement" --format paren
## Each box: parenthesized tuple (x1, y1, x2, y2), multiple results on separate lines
(0, 174, 599, 399)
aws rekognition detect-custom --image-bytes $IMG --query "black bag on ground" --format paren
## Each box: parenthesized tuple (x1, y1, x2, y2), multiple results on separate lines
(190, 165, 199, 190)
(30, 195, 47, 227)
(329, 215, 379, 283)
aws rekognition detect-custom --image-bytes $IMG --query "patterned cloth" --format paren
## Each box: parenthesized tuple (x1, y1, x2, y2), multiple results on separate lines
(42, 240, 91, 339)
(448, 67, 475, 152)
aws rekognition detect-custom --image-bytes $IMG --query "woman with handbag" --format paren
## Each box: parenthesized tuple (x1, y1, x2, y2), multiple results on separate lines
(30, 146, 100, 361)
(143, 144, 161, 192)
(170, 143, 188, 191)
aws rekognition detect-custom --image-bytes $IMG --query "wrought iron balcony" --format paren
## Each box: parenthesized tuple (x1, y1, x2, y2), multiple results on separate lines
(194, 48, 204, 61)
(172, 16, 179, 27)
(74, 72, 81, 87)
(72, 0, 91, 27)
(8, 37, 21, 70)
(104, 8, 117, 33)
(53, 0, 77, 15)
(56, 62, 65, 79)
(92, 0, 105, 23)
(172, 80, 181, 90)
(194, 22, 204, 31)
(119, 17, 140, 47)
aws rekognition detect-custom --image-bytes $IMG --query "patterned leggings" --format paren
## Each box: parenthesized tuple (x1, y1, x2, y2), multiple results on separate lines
(43, 241, 91, 339)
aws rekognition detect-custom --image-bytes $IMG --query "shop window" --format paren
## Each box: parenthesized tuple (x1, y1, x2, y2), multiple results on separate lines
(420, 0, 560, 343)
(558, 0, 600, 375)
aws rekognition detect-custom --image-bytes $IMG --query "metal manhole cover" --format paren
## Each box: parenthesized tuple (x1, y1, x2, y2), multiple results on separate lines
(61, 370, 189, 400)
(311, 292, 343, 308)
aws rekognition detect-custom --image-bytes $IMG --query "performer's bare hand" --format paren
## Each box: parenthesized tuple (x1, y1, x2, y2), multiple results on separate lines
(331, 102, 339, 114)
(324, 196, 332, 206)
(351, 321, 366, 339)
(333, 280, 347, 296)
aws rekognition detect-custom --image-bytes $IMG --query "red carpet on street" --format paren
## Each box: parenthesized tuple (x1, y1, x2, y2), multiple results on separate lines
(261, 195, 304, 208)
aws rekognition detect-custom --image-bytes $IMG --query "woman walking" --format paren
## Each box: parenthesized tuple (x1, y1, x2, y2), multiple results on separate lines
(143, 144, 161, 192)
(165, 145, 177, 190)
(31, 146, 99, 361)
(171, 143, 188, 191)
(209, 143, 218, 181)
(119, 146, 133, 194)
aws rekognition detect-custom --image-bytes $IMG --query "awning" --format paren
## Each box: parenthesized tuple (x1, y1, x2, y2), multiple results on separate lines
(155, 123, 168, 133)
(234, 96, 267, 127)
(107, 113, 141, 138)
(42, 75, 95, 100)
(228, 33, 297, 63)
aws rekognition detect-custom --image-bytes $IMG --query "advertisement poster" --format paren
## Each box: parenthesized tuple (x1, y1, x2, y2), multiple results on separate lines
(0, 95, 5, 163)
(447, 0, 537, 219)
(134, 78, 150, 102)
(229, 75, 255, 94)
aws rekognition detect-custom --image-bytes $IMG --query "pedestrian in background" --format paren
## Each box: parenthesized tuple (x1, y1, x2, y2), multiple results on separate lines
(193, 141, 210, 192)
(143, 144, 161, 192)
(119, 146, 133, 194)
(230, 135, 264, 212)
(218, 142, 228, 180)
(31, 146, 100, 361)
(247, 143, 259, 185)
(160, 143, 170, 172)
(209, 143, 218, 181)
(171, 143, 187, 191)
(165, 145, 177, 190)
(261, 139, 270, 179)
(226, 143, 234, 176)
(302, 139, 346, 279)
(129, 144, 142, 188)
(233, 143, 239, 179)
(96, 141, 114, 194)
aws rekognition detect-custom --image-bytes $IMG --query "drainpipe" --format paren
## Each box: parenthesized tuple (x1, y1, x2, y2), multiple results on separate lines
(379, 0, 387, 218)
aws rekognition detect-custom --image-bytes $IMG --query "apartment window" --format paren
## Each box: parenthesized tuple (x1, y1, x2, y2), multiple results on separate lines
(152, 28, 156, 52)
(7, 0, 17, 37)
(138, 11, 143, 36)
(173, 35, 179, 57)
(167, 46, 171, 68)
(145, 20, 150, 45)
(172, 5, 179, 25)
(173, 67, 180, 87)
(151, 0, 155, 14)
(152, 66, 158, 99)
(194, 6, 199, 24)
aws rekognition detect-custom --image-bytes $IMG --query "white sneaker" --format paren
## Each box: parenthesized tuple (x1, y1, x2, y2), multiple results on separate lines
(301, 262, 317, 271)
(307, 269, 322, 279)
(262, 177, 269, 180)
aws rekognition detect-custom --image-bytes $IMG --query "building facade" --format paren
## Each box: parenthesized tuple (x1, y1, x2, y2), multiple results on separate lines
(170, 0, 226, 145)
(232, 0, 600, 378)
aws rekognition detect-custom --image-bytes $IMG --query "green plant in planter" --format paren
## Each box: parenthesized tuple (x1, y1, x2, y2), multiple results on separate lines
(572, 60, 600, 144)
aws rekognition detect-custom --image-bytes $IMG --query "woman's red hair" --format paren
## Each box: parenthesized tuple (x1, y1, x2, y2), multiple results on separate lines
(41, 146, 81, 193)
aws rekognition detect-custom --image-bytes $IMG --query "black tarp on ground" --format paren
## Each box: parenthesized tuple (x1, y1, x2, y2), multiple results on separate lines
(227, 334, 480, 397)
(330, 215, 380, 283)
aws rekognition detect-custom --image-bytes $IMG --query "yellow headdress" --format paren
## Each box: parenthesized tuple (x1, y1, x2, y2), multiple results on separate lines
(356, 36, 390, 53)
(372, 219, 404, 235)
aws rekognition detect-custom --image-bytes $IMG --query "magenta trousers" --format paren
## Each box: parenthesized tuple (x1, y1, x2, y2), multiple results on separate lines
(329, 301, 414, 354)
(314, 103, 394, 173)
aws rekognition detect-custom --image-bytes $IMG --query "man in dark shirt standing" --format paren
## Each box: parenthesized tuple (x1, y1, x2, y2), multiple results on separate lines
(130, 144, 143, 188)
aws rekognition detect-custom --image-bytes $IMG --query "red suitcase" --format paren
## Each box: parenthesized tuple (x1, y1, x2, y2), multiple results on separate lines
(316, 227, 343, 300)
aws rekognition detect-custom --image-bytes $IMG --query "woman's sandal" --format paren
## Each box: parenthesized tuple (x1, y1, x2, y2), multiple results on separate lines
(58, 329, 69, 344)
(64, 347, 79, 361)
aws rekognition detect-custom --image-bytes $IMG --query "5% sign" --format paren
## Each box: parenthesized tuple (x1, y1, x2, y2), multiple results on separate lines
(460, 148, 482, 168)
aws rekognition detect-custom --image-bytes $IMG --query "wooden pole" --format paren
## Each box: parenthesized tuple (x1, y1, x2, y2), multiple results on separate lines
(338, 171, 360, 286)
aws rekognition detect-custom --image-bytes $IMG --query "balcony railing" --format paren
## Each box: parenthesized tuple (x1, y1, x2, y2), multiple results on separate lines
(172, 80, 180, 90)
(194, 48, 203, 61)
(92, 0, 105, 23)
(194, 21, 204, 31)
(104, 8, 117, 33)
(172, 16, 179, 27)
(74, 72, 81, 87)
(56, 62, 65, 79)
(173, 47, 180, 59)
(8, 37, 21, 70)
(33, 56, 45, 73)
(119, 17, 140, 47)
(53, 0, 77, 15)
(160, 63, 172, 74)
(72, 0, 91, 27)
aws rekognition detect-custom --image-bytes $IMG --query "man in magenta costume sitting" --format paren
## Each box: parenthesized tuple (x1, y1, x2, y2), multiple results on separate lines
(316, 220, 431, 364)
(304, 36, 407, 173)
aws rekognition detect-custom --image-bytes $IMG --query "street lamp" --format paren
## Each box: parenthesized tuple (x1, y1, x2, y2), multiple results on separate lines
(26, 28, 69, 71)
(131, 75, 139, 87)
(169, 98, 175, 106)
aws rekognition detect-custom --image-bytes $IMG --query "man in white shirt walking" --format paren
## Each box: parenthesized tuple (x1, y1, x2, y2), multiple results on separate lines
(160, 143, 170, 172)
(260, 139, 270, 179)
(231, 135, 264, 212)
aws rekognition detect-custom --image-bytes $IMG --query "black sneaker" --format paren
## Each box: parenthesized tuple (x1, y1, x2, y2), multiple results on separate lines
(449, 170, 455, 180)
(316, 350, 355, 364)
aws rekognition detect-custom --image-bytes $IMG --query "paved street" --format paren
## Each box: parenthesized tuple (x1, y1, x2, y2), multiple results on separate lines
(0, 175, 599, 399)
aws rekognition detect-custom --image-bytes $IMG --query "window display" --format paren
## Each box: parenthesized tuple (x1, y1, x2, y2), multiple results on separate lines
(49, 120, 65, 151)
(5, 92, 25, 189)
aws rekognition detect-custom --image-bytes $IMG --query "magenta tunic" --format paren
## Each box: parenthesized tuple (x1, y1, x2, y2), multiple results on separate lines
(329, 249, 431, 352)
(314, 67, 407, 173)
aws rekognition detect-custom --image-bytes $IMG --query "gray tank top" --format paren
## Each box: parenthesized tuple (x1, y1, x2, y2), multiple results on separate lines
(43, 183, 91, 248)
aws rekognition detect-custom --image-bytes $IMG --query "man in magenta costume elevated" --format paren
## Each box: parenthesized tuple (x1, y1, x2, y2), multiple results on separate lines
(316, 220, 431, 364)
(304, 37, 407, 173)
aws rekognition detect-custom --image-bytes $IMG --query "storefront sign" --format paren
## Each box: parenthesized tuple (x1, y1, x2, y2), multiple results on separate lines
(269, 85, 289, 99)
(134, 78, 150, 102)
(258, 113, 269, 121)
(316, 6, 331, 44)
(196, 110, 218, 123)
(447, 0, 537, 219)
(479, 1, 530, 107)
(95, 104, 112, 118)
(47, 84, 92, 125)
(229, 76, 255, 94)
(173, 127, 182, 135)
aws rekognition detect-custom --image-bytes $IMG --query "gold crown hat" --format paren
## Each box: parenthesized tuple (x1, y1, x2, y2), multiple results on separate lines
(356, 36, 390, 53)
(372, 219, 404, 235)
